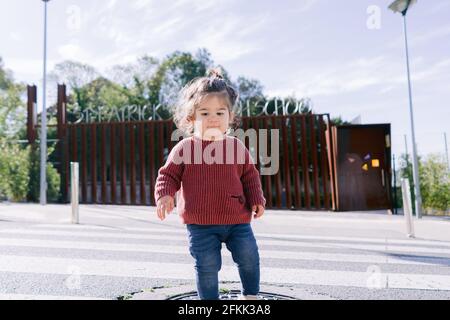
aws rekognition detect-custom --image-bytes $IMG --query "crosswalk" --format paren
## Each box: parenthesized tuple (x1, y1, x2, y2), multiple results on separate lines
(0, 220, 450, 299)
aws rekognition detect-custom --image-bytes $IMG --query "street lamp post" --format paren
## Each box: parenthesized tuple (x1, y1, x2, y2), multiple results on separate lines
(388, 0, 422, 218)
(40, 0, 50, 205)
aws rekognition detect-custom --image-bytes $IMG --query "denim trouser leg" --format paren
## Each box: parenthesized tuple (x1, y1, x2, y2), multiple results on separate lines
(187, 225, 222, 300)
(225, 224, 260, 296)
(187, 223, 260, 300)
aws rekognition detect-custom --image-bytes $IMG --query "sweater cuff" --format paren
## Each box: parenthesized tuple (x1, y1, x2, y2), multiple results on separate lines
(154, 189, 176, 203)
(246, 190, 266, 208)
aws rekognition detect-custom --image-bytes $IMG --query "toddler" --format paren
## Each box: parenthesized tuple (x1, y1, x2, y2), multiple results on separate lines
(154, 68, 266, 300)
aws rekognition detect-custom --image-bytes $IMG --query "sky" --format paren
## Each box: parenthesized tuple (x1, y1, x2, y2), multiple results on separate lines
(0, 0, 449, 162)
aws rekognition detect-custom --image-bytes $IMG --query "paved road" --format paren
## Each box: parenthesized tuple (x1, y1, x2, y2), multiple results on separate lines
(0, 203, 449, 300)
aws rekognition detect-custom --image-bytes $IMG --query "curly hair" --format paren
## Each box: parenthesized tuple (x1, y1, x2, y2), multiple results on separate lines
(172, 67, 240, 135)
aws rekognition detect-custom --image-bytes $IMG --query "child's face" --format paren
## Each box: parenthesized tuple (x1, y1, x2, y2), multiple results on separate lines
(192, 94, 234, 140)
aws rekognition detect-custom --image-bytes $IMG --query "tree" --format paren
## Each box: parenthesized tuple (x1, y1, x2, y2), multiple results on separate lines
(49, 60, 100, 90)
(399, 153, 449, 215)
(235, 76, 265, 102)
(150, 48, 215, 108)
(106, 55, 159, 88)
(420, 154, 450, 214)
(0, 57, 26, 139)
(331, 116, 352, 126)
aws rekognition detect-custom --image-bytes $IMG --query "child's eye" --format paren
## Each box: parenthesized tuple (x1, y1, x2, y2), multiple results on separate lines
(201, 113, 208, 116)
(217, 112, 224, 116)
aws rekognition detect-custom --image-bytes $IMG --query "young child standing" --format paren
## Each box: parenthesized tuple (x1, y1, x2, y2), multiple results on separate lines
(154, 68, 266, 300)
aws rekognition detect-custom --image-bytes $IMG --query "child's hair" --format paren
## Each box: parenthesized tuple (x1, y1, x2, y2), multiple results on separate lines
(172, 67, 240, 135)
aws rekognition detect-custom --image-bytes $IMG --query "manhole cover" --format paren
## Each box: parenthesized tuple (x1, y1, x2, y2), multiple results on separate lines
(167, 290, 297, 300)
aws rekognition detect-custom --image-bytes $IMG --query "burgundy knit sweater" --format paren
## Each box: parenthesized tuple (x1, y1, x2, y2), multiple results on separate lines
(154, 134, 266, 225)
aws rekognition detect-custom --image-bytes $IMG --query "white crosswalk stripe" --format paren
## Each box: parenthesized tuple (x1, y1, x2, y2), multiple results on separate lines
(33, 223, 450, 248)
(0, 222, 449, 300)
(2, 227, 450, 255)
(0, 293, 107, 300)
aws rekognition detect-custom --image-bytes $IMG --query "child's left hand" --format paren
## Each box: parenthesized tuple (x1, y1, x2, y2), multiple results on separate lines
(252, 205, 264, 219)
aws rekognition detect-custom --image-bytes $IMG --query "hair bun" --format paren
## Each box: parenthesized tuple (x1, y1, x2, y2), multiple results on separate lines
(207, 67, 224, 79)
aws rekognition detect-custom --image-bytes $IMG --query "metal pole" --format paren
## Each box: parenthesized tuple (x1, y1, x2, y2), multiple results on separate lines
(404, 134, 408, 157)
(71, 162, 79, 224)
(401, 178, 415, 238)
(444, 132, 449, 172)
(402, 13, 422, 219)
(40, 0, 49, 205)
(392, 154, 397, 215)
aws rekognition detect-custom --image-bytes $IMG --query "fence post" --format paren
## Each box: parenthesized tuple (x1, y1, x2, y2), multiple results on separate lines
(71, 162, 79, 224)
(401, 178, 415, 238)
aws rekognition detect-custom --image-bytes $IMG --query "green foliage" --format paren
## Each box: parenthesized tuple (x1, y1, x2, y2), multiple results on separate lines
(0, 57, 26, 138)
(398, 153, 449, 215)
(331, 116, 352, 126)
(27, 143, 61, 203)
(0, 138, 30, 201)
(419, 154, 450, 213)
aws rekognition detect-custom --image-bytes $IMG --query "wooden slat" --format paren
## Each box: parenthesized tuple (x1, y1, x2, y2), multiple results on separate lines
(120, 123, 127, 204)
(158, 122, 164, 168)
(101, 124, 107, 203)
(71, 126, 78, 161)
(290, 116, 301, 208)
(63, 128, 70, 202)
(281, 117, 292, 208)
(245, 117, 251, 150)
(319, 116, 330, 209)
(262, 117, 272, 208)
(81, 125, 87, 203)
(325, 115, 337, 211)
(138, 123, 146, 205)
(166, 120, 173, 152)
(271, 117, 282, 208)
(130, 123, 136, 205)
(309, 115, 320, 209)
(148, 122, 156, 206)
(110, 124, 117, 204)
(90, 124, 97, 203)
(251, 117, 260, 172)
(300, 115, 311, 209)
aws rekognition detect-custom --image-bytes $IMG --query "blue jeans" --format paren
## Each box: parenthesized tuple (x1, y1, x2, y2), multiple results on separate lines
(186, 223, 260, 300)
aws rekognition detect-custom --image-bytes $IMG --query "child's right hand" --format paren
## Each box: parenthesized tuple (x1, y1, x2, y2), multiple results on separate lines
(156, 195, 174, 221)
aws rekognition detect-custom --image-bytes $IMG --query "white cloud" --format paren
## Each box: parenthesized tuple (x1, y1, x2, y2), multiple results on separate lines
(152, 16, 184, 36)
(57, 42, 91, 61)
(131, 0, 155, 10)
(276, 54, 450, 98)
(9, 32, 22, 41)
(388, 24, 450, 49)
(296, 0, 319, 13)
(106, 0, 118, 10)
(183, 14, 268, 62)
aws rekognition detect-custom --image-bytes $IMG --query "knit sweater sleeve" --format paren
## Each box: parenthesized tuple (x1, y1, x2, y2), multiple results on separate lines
(154, 143, 184, 203)
(241, 146, 266, 208)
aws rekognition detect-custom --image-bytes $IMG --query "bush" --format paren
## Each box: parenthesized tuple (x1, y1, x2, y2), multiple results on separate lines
(420, 154, 450, 214)
(399, 153, 450, 215)
(27, 143, 61, 203)
(0, 138, 61, 203)
(0, 138, 30, 201)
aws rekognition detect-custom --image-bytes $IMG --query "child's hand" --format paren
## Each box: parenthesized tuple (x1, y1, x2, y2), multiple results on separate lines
(156, 195, 174, 221)
(252, 205, 264, 219)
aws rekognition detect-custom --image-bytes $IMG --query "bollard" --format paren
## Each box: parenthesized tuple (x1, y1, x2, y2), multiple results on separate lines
(401, 178, 415, 238)
(70, 162, 79, 224)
